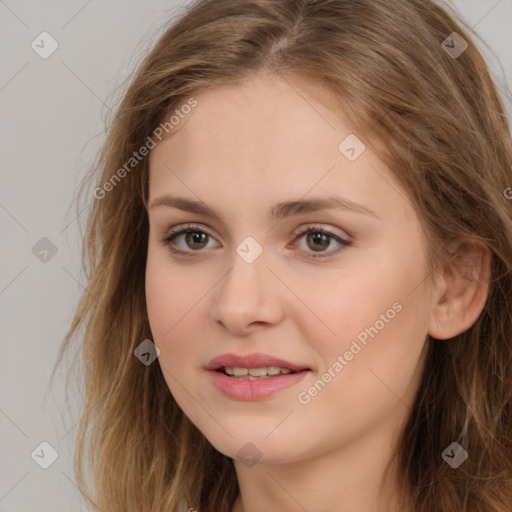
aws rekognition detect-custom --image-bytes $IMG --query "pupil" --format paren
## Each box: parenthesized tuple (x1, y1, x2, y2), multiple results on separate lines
(186, 231, 207, 249)
(308, 232, 329, 251)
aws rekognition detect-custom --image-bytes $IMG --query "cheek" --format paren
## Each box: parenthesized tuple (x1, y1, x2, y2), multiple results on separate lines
(145, 249, 203, 411)
(145, 246, 215, 382)
(302, 241, 430, 379)
(308, 272, 430, 419)
(145, 249, 175, 340)
(298, 267, 401, 354)
(145, 248, 193, 355)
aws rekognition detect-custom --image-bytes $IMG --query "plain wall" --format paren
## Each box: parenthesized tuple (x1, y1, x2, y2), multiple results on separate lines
(0, 1, 510, 510)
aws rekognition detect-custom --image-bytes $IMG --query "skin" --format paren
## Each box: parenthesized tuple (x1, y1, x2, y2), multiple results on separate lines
(145, 73, 490, 512)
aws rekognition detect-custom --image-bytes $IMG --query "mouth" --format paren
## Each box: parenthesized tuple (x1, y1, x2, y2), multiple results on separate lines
(215, 366, 302, 380)
(206, 353, 312, 400)
(208, 366, 311, 400)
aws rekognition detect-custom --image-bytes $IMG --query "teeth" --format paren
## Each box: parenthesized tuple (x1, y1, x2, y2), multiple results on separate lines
(223, 366, 296, 378)
(248, 367, 268, 377)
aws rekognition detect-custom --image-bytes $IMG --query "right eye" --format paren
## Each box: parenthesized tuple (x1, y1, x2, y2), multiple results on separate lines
(163, 224, 219, 255)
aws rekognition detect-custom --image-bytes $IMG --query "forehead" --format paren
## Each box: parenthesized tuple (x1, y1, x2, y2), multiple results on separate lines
(163, 75, 347, 145)
(150, 76, 353, 177)
(148, 76, 413, 226)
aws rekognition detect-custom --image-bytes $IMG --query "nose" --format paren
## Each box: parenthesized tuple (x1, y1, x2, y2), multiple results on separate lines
(211, 249, 285, 336)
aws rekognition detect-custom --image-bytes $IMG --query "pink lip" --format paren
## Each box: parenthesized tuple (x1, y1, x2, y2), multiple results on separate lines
(206, 352, 311, 401)
(209, 369, 310, 400)
(206, 352, 310, 372)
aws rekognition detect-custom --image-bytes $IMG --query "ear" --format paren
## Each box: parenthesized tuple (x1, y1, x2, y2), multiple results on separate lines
(428, 240, 491, 340)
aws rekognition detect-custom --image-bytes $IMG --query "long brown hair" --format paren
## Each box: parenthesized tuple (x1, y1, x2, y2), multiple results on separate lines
(53, 0, 512, 510)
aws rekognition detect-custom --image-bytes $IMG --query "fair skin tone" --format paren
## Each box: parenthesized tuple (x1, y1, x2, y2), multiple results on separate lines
(145, 74, 490, 512)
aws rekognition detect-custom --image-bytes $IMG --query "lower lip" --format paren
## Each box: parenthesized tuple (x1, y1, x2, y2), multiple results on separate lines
(208, 370, 310, 400)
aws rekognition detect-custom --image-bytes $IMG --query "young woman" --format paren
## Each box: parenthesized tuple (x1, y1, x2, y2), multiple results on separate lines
(55, 0, 512, 510)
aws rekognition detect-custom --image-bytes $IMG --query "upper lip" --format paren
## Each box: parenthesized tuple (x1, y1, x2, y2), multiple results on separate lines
(206, 353, 311, 372)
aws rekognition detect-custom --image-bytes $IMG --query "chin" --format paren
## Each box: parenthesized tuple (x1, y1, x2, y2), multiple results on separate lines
(203, 428, 306, 466)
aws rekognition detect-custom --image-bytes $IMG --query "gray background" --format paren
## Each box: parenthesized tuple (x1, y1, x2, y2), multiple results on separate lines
(0, 1, 510, 510)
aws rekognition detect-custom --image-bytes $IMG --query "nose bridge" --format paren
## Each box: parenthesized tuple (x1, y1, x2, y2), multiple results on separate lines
(217, 241, 268, 308)
(212, 238, 283, 331)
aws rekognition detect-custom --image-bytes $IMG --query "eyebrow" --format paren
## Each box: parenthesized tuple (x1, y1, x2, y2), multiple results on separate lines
(149, 194, 380, 220)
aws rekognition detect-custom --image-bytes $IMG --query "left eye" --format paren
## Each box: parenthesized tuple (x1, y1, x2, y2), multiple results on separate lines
(163, 224, 351, 258)
(291, 227, 351, 257)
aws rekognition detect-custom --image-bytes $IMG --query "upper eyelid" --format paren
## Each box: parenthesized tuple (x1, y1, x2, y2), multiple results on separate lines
(164, 223, 216, 239)
(163, 222, 350, 240)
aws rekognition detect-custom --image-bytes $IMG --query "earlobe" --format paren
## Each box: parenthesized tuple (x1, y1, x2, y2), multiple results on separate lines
(428, 240, 491, 341)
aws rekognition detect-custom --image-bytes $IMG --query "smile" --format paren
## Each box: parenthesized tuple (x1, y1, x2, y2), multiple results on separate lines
(220, 366, 295, 379)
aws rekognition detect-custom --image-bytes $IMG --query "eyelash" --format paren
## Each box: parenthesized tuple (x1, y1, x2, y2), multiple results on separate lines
(162, 223, 351, 259)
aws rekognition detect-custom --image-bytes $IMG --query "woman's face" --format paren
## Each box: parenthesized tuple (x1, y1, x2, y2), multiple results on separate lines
(145, 75, 438, 464)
